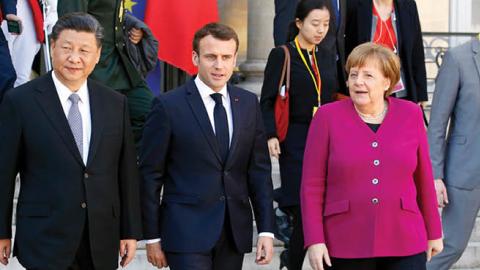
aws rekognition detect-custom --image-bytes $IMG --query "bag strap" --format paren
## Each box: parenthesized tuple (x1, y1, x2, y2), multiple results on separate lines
(278, 45, 291, 97)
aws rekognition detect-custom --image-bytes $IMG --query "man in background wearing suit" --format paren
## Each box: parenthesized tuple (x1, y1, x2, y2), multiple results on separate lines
(0, 13, 142, 269)
(140, 23, 275, 270)
(0, 0, 20, 103)
(427, 39, 480, 270)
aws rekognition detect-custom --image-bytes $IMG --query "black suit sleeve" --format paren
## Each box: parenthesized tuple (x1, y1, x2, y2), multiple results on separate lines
(139, 97, 171, 239)
(118, 96, 143, 239)
(247, 98, 275, 234)
(0, 0, 17, 15)
(409, 1, 428, 102)
(0, 94, 21, 239)
(260, 47, 286, 139)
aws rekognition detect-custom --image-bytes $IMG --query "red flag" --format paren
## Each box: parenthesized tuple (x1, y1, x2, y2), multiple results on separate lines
(144, 0, 219, 75)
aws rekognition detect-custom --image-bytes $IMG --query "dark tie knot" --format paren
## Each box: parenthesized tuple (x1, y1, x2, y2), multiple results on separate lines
(69, 93, 81, 104)
(210, 93, 223, 105)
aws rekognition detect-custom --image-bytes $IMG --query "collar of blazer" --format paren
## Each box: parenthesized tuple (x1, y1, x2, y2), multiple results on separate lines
(185, 79, 243, 168)
(34, 72, 105, 168)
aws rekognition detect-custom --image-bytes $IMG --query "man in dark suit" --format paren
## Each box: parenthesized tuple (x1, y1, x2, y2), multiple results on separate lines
(140, 23, 275, 270)
(0, 13, 142, 269)
(0, 0, 19, 103)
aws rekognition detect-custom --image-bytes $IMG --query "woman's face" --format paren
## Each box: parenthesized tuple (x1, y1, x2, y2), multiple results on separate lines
(347, 59, 391, 108)
(296, 8, 330, 45)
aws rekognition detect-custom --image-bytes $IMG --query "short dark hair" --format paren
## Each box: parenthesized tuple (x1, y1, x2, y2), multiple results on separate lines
(50, 12, 104, 47)
(192, 23, 239, 54)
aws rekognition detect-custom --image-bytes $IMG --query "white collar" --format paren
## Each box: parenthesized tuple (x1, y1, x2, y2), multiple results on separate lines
(194, 76, 228, 100)
(51, 71, 89, 104)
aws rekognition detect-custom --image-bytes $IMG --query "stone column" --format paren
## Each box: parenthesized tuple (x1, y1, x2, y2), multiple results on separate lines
(237, 0, 275, 96)
(449, 0, 473, 46)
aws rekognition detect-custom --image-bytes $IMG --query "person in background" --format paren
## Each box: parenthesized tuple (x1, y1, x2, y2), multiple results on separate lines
(261, 0, 336, 269)
(0, 0, 20, 103)
(427, 39, 480, 270)
(301, 42, 443, 270)
(345, 0, 428, 105)
(1, 0, 57, 87)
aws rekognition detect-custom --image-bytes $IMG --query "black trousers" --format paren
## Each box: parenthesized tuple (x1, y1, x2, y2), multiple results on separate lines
(330, 252, 427, 270)
(283, 206, 306, 270)
(166, 214, 244, 270)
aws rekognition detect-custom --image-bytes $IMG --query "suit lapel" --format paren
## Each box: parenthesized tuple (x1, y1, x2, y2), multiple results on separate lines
(472, 40, 480, 80)
(225, 86, 242, 167)
(34, 73, 85, 167)
(185, 80, 223, 164)
(86, 80, 104, 167)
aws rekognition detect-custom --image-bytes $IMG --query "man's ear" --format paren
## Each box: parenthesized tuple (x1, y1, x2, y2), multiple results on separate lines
(192, 51, 199, 67)
(96, 46, 102, 64)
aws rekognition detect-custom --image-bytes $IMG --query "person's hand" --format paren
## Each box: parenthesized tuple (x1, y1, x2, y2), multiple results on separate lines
(146, 242, 168, 268)
(418, 101, 428, 108)
(307, 243, 331, 270)
(128, 27, 144, 45)
(255, 236, 274, 265)
(0, 239, 11, 266)
(267, 138, 281, 159)
(434, 179, 449, 208)
(119, 239, 137, 267)
(427, 238, 444, 261)
(5, 14, 22, 35)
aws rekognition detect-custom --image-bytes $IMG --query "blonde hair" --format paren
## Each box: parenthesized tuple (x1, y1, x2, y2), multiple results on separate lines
(346, 42, 401, 95)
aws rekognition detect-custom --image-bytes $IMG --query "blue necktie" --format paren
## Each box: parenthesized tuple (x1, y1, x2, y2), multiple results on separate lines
(210, 93, 229, 163)
(68, 94, 83, 159)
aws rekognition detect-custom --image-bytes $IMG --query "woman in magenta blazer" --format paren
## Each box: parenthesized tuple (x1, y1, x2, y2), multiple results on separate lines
(301, 43, 443, 270)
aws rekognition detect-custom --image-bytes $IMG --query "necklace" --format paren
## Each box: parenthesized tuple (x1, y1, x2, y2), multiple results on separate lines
(355, 101, 388, 123)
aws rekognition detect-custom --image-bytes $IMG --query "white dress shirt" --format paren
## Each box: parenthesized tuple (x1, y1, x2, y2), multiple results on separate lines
(194, 76, 233, 144)
(52, 71, 91, 165)
(145, 78, 274, 244)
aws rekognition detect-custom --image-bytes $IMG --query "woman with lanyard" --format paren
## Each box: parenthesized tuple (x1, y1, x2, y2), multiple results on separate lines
(260, 0, 337, 269)
(345, 0, 428, 106)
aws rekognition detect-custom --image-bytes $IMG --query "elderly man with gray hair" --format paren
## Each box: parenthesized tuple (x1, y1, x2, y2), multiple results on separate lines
(0, 12, 142, 270)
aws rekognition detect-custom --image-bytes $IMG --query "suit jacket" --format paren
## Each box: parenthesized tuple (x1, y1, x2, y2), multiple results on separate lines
(58, 0, 144, 91)
(322, 0, 348, 94)
(428, 39, 480, 189)
(0, 73, 142, 270)
(140, 79, 275, 253)
(301, 97, 442, 258)
(345, 0, 427, 102)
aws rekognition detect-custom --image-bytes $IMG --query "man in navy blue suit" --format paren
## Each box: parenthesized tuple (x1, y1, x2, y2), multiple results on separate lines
(0, 0, 19, 103)
(140, 23, 275, 270)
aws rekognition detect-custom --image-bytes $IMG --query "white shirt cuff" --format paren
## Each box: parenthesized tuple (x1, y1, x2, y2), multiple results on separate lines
(144, 238, 161, 244)
(258, 232, 275, 239)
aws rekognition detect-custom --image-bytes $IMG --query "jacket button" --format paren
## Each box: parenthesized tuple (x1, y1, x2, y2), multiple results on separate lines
(81, 202, 87, 208)
(372, 198, 379, 204)
(220, 196, 225, 201)
(84, 173, 89, 179)
(373, 160, 380, 166)
(372, 178, 379, 185)
(372, 141, 378, 148)
(224, 171, 229, 176)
